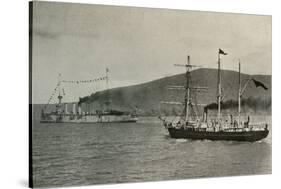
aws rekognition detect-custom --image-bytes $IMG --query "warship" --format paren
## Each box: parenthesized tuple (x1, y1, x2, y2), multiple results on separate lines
(159, 49, 269, 142)
(40, 69, 138, 123)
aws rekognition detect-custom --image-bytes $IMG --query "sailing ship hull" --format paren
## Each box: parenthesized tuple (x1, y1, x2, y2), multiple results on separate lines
(167, 127, 269, 142)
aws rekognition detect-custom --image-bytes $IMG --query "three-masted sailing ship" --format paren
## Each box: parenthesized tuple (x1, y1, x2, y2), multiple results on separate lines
(160, 49, 269, 142)
(40, 69, 138, 123)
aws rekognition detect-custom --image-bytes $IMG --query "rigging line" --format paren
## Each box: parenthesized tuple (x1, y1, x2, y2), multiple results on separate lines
(190, 103, 197, 121)
(171, 106, 184, 122)
(193, 94, 200, 118)
(190, 82, 199, 117)
(179, 107, 186, 121)
(220, 81, 238, 101)
(61, 76, 107, 84)
(188, 75, 199, 120)
(44, 82, 61, 109)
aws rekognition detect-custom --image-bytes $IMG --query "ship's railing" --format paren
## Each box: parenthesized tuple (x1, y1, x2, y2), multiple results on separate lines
(248, 123, 269, 131)
(163, 119, 268, 132)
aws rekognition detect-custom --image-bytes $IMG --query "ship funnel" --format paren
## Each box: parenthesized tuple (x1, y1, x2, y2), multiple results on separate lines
(78, 106, 82, 115)
(73, 103, 76, 114)
(203, 107, 208, 122)
(65, 103, 68, 114)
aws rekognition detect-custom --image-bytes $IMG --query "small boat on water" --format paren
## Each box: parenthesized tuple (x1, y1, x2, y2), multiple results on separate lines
(40, 69, 138, 123)
(159, 49, 269, 142)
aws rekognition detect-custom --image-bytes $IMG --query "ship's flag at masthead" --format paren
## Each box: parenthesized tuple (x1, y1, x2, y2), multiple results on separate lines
(219, 48, 227, 55)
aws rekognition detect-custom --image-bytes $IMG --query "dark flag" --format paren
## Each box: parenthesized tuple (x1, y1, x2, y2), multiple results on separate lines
(252, 79, 268, 90)
(219, 48, 227, 55)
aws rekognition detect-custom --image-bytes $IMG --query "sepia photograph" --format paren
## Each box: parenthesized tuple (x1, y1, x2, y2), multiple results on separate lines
(29, 1, 271, 188)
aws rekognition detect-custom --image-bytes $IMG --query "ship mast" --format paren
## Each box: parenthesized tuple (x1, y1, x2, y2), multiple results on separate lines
(172, 55, 204, 122)
(58, 73, 63, 105)
(238, 62, 253, 127)
(217, 52, 222, 121)
(105, 68, 110, 111)
(166, 55, 207, 123)
(106, 68, 109, 91)
(238, 61, 241, 126)
(217, 49, 228, 120)
(185, 55, 191, 122)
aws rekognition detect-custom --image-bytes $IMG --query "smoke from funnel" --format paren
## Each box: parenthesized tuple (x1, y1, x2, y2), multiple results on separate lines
(204, 100, 237, 110)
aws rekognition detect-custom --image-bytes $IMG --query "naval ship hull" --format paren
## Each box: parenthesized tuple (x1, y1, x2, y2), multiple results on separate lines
(168, 127, 269, 142)
(40, 114, 138, 123)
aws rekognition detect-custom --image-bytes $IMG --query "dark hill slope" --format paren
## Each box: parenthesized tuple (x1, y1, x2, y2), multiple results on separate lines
(81, 68, 271, 115)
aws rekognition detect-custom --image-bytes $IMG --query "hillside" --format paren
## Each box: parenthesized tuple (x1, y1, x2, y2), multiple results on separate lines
(79, 68, 271, 116)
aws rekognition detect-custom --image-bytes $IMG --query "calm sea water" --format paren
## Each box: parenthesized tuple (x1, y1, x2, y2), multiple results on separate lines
(32, 116, 271, 188)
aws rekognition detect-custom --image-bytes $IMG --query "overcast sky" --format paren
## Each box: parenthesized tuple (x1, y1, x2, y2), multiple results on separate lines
(31, 1, 271, 104)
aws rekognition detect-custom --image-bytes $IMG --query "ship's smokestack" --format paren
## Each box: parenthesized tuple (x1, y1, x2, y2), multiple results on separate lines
(78, 105, 82, 115)
(230, 114, 233, 124)
(65, 103, 68, 114)
(73, 103, 76, 114)
(203, 107, 208, 122)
